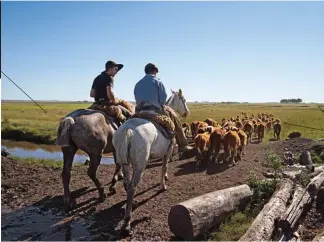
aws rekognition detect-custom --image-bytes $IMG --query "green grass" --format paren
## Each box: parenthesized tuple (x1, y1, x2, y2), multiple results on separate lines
(9, 155, 83, 168)
(2, 101, 324, 144)
(208, 212, 253, 241)
(1, 102, 90, 144)
(208, 177, 277, 241)
(208, 154, 279, 241)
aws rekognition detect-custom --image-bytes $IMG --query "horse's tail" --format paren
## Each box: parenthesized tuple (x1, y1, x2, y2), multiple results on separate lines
(56, 117, 75, 147)
(114, 129, 133, 165)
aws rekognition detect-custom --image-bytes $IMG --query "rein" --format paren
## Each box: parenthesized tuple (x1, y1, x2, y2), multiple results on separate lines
(166, 92, 188, 117)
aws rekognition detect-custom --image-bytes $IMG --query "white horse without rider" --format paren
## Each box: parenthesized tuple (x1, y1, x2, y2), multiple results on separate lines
(112, 88, 190, 233)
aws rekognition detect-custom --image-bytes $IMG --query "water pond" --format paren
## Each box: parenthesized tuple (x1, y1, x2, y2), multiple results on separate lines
(1, 140, 114, 165)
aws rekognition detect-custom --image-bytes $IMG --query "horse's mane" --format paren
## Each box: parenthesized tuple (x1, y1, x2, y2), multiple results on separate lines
(166, 92, 177, 105)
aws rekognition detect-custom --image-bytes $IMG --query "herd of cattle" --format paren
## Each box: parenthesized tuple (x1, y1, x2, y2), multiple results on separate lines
(181, 112, 282, 167)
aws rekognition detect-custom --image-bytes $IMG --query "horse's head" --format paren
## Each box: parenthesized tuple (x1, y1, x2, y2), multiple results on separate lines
(166, 88, 190, 118)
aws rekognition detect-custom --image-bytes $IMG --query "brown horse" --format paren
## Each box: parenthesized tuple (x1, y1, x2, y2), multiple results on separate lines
(56, 103, 135, 211)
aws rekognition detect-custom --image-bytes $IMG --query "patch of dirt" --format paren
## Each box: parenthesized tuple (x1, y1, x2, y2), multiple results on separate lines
(271, 137, 315, 156)
(0, 137, 319, 241)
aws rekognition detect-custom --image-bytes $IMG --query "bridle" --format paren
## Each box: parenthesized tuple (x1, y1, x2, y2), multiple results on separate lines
(166, 92, 189, 118)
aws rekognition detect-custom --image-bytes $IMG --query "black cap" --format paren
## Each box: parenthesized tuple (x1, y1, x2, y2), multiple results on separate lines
(144, 63, 159, 74)
(105, 60, 124, 72)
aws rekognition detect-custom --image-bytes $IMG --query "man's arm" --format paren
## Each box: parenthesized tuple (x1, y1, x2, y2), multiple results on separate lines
(157, 81, 167, 106)
(105, 76, 118, 103)
(90, 78, 96, 98)
(90, 89, 95, 98)
(106, 86, 117, 103)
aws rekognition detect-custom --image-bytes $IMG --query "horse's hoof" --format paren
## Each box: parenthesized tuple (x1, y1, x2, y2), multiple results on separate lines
(160, 185, 167, 191)
(124, 224, 133, 236)
(64, 204, 71, 213)
(109, 186, 116, 193)
(99, 192, 107, 202)
(99, 188, 106, 202)
(132, 200, 139, 210)
(99, 194, 106, 202)
(64, 199, 76, 213)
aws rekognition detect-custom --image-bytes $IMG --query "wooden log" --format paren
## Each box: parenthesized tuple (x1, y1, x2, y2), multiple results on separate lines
(307, 171, 324, 196)
(239, 178, 294, 242)
(278, 172, 324, 237)
(168, 184, 253, 240)
(277, 185, 305, 235)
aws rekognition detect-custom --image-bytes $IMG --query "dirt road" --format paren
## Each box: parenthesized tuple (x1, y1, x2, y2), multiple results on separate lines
(0, 138, 318, 241)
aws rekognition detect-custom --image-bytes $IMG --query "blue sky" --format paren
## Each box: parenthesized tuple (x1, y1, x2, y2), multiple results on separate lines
(1, 1, 324, 103)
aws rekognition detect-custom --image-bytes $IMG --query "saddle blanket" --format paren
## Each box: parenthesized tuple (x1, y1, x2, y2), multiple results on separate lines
(129, 111, 175, 140)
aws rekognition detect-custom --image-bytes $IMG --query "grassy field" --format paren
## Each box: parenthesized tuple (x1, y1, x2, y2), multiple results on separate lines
(1, 101, 324, 144)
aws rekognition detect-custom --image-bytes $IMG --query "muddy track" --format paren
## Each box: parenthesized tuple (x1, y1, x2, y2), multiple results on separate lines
(0, 138, 316, 241)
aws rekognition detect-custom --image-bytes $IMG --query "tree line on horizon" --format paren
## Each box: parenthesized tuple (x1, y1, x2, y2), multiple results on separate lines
(280, 98, 303, 103)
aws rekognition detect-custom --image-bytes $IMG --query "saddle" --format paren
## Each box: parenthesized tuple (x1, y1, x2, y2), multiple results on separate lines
(129, 110, 175, 140)
(87, 103, 121, 130)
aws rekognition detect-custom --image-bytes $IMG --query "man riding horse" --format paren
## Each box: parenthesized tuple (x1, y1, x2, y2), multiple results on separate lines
(89, 60, 133, 126)
(133, 63, 193, 153)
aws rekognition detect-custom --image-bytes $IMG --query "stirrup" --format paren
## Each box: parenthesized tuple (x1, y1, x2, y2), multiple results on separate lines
(178, 145, 194, 153)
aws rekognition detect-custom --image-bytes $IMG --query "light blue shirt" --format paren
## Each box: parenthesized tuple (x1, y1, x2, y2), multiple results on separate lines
(134, 74, 167, 109)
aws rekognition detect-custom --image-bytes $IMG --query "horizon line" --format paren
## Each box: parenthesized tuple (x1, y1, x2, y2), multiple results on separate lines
(1, 99, 324, 104)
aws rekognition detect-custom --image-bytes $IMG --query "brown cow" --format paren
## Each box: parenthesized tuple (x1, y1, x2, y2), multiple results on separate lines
(190, 121, 199, 138)
(191, 121, 207, 137)
(223, 130, 241, 165)
(273, 122, 282, 140)
(236, 121, 244, 130)
(257, 122, 265, 142)
(182, 122, 190, 138)
(194, 126, 214, 168)
(243, 121, 254, 144)
(204, 118, 219, 127)
(253, 120, 258, 136)
(209, 127, 226, 163)
(237, 129, 247, 161)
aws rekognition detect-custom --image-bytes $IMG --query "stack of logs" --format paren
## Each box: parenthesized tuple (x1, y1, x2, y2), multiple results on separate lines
(168, 171, 324, 241)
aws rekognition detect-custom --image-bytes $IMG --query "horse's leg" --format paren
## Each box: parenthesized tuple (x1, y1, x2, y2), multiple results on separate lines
(109, 152, 123, 192)
(122, 164, 131, 193)
(123, 165, 144, 235)
(62, 145, 78, 212)
(113, 150, 124, 181)
(87, 154, 105, 201)
(160, 141, 174, 191)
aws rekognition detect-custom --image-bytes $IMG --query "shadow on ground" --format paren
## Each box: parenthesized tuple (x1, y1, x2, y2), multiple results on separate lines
(1, 183, 163, 241)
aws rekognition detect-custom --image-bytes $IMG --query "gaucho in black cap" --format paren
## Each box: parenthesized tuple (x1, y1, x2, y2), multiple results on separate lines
(89, 60, 133, 126)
